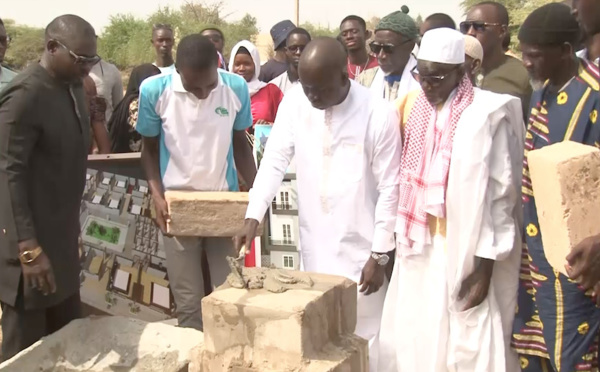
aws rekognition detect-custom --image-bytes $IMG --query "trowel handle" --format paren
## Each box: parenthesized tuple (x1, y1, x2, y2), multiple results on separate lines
(238, 244, 246, 259)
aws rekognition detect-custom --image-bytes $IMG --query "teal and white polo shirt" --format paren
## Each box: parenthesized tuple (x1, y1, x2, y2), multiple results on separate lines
(136, 69, 252, 191)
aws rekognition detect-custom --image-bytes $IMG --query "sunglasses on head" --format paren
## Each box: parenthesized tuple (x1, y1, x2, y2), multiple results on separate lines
(53, 39, 101, 65)
(411, 66, 459, 86)
(369, 39, 412, 54)
(459, 21, 502, 34)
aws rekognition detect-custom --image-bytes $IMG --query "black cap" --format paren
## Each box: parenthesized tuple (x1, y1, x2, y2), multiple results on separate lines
(270, 20, 296, 50)
(518, 3, 580, 46)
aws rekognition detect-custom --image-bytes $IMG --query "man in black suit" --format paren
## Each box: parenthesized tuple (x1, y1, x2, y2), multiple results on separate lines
(0, 14, 99, 361)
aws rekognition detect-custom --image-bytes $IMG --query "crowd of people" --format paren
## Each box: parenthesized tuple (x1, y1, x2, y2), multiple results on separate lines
(1, 1, 600, 371)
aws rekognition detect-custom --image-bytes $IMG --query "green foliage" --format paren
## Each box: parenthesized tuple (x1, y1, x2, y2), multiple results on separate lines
(3, 1, 258, 70)
(3, 19, 44, 70)
(366, 16, 381, 31)
(99, 1, 258, 67)
(86, 221, 120, 244)
(415, 15, 424, 28)
(300, 22, 339, 38)
(97, 14, 150, 69)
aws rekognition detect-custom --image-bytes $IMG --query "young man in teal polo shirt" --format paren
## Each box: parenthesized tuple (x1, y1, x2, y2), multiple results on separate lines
(137, 34, 256, 330)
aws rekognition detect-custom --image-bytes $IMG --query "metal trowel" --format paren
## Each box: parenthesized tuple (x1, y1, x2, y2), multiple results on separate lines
(235, 244, 246, 263)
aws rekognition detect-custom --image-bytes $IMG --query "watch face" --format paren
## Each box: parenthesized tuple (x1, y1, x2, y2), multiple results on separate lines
(380, 255, 390, 266)
(21, 251, 33, 262)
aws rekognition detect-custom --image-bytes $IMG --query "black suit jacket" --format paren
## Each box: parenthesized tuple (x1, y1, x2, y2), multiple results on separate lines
(0, 65, 90, 309)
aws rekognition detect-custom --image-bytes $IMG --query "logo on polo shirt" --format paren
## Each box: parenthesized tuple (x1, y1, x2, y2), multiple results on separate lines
(215, 107, 229, 117)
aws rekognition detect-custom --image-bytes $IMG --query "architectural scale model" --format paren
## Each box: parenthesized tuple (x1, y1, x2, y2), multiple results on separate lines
(79, 168, 173, 322)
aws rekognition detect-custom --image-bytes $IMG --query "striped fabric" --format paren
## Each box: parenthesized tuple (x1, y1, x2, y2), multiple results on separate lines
(513, 59, 600, 372)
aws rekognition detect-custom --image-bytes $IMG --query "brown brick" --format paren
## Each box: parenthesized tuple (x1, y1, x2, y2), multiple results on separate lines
(528, 141, 600, 275)
(165, 191, 263, 237)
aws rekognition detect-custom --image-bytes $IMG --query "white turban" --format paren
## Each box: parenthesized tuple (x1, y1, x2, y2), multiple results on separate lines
(418, 28, 465, 64)
(464, 35, 484, 62)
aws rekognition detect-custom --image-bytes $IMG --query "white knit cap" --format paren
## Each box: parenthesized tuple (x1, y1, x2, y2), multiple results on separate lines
(418, 28, 465, 64)
(464, 35, 484, 62)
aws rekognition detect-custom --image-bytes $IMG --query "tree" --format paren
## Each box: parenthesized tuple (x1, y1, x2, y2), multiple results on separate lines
(3, 19, 44, 70)
(97, 14, 150, 69)
(366, 16, 381, 31)
(300, 22, 339, 38)
(415, 14, 424, 29)
(99, 1, 258, 68)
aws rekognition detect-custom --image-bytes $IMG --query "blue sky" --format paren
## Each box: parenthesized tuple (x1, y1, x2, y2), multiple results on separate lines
(3, 0, 465, 34)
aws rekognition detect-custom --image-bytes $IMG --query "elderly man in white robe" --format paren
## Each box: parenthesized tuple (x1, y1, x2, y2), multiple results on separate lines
(356, 10, 420, 102)
(235, 37, 401, 372)
(377, 28, 524, 372)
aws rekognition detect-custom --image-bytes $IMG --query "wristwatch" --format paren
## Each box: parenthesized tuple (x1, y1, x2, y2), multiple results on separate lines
(19, 246, 43, 264)
(371, 252, 390, 266)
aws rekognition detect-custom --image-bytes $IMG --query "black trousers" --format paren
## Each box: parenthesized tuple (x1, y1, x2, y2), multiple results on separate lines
(0, 291, 82, 362)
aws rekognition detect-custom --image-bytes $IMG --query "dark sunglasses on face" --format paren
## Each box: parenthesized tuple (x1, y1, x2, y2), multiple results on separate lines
(53, 39, 101, 65)
(205, 35, 222, 43)
(287, 45, 306, 54)
(411, 66, 459, 86)
(459, 21, 502, 34)
(369, 39, 412, 54)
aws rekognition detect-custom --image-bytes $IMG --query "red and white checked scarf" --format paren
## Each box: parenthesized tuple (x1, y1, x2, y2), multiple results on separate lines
(396, 75, 474, 252)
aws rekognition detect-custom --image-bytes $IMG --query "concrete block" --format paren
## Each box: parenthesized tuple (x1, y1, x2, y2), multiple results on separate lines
(201, 269, 360, 371)
(198, 334, 368, 372)
(165, 191, 263, 237)
(528, 141, 600, 275)
(0, 316, 204, 371)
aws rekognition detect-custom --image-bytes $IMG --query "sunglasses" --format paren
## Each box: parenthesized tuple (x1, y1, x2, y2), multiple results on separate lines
(411, 66, 459, 86)
(369, 39, 412, 54)
(459, 21, 502, 34)
(53, 39, 101, 65)
(205, 34, 223, 42)
(286, 45, 306, 54)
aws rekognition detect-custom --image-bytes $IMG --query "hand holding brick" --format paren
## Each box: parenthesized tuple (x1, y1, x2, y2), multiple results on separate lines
(165, 191, 262, 237)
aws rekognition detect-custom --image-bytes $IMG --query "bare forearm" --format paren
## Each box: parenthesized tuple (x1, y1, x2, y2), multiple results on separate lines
(91, 121, 111, 154)
(141, 138, 164, 199)
(233, 131, 257, 188)
(475, 257, 495, 277)
(235, 151, 257, 188)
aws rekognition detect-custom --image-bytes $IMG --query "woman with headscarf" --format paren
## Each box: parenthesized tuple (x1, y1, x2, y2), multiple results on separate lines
(108, 63, 161, 153)
(229, 40, 283, 133)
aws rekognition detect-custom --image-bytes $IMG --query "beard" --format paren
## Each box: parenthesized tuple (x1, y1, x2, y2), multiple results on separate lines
(530, 78, 545, 91)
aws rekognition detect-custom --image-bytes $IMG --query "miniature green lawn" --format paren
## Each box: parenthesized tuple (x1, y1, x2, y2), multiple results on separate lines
(86, 221, 121, 244)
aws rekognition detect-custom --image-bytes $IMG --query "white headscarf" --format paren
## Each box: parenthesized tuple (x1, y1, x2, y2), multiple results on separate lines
(229, 40, 267, 96)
